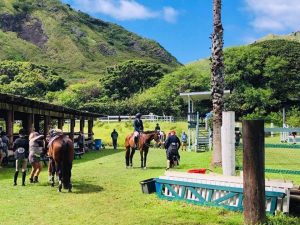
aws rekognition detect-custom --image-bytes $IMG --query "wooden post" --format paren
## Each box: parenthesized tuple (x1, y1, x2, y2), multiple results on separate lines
(70, 119, 75, 141)
(34, 115, 40, 133)
(221, 111, 235, 176)
(44, 116, 50, 137)
(242, 120, 266, 225)
(58, 118, 64, 130)
(6, 110, 14, 147)
(88, 119, 93, 139)
(80, 119, 85, 133)
(26, 113, 33, 134)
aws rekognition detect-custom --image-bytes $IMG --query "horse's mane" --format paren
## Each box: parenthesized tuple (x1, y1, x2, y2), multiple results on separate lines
(143, 130, 157, 134)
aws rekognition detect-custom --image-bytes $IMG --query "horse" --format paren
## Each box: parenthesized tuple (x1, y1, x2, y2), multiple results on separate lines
(48, 135, 74, 192)
(125, 130, 160, 169)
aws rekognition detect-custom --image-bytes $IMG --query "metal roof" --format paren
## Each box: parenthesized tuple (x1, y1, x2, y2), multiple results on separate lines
(179, 90, 230, 102)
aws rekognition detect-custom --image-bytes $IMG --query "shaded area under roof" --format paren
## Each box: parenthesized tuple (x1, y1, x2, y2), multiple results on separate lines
(0, 93, 102, 119)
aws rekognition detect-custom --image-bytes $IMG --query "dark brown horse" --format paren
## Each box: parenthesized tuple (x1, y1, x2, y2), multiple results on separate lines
(48, 135, 74, 192)
(125, 131, 160, 169)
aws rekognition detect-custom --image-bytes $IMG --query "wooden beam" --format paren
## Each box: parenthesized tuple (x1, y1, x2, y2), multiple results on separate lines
(70, 119, 75, 141)
(242, 120, 266, 225)
(80, 119, 85, 133)
(44, 116, 50, 137)
(88, 119, 94, 139)
(34, 115, 40, 133)
(6, 110, 14, 147)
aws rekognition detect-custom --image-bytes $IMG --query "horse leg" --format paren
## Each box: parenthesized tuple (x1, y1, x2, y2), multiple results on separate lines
(49, 159, 56, 187)
(57, 163, 62, 192)
(129, 148, 135, 167)
(125, 147, 130, 168)
(140, 150, 144, 169)
(143, 149, 148, 169)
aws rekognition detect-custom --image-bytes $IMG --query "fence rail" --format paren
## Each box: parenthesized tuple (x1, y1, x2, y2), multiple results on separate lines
(98, 114, 174, 123)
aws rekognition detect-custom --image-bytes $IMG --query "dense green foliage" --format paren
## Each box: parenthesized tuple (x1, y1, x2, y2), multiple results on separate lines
(225, 40, 300, 119)
(100, 60, 165, 100)
(79, 59, 211, 115)
(0, 60, 65, 97)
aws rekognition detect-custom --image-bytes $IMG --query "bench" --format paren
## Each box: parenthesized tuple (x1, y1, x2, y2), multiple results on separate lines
(73, 143, 84, 159)
(155, 171, 293, 215)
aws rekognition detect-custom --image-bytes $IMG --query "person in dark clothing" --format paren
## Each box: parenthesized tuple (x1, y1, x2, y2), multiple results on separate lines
(155, 123, 160, 131)
(111, 129, 119, 150)
(13, 129, 29, 186)
(164, 131, 181, 170)
(133, 113, 144, 149)
(77, 131, 85, 153)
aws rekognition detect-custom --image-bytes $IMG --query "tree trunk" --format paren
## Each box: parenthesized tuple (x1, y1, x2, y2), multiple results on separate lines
(211, 0, 224, 167)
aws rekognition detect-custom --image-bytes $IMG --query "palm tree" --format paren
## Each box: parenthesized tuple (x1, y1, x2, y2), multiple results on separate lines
(211, 0, 224, 167)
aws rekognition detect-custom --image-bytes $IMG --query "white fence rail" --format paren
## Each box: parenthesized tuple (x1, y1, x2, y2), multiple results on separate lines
(98, 114, 174, 123)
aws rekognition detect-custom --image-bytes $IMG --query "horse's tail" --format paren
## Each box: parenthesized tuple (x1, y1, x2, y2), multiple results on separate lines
(61, 138, 73, 189)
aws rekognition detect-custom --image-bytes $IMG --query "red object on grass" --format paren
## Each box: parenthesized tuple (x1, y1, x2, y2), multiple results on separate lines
(187, 169, 207, 174)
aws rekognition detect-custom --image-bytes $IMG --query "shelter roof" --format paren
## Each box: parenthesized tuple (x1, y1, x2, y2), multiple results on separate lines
(179, 90, 230, 102)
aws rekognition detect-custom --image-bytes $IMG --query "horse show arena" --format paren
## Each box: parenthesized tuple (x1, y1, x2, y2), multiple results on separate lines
(1, 145, 300, 225)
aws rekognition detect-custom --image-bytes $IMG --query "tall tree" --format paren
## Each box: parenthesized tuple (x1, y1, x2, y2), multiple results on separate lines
(211, 0, 224, 166)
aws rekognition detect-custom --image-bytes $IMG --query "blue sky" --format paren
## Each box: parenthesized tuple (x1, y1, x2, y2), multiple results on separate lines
(61, 0, 300, 64)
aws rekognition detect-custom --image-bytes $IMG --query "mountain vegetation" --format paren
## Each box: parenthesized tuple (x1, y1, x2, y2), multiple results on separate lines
(0, 0, 180, 82)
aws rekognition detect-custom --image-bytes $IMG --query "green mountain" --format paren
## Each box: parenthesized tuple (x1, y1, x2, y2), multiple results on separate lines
(257, 31, 300, 43)
(0, 0, 180, 82)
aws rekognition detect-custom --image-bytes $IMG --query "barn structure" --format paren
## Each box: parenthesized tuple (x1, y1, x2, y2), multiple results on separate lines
(0, 93, 101, 148)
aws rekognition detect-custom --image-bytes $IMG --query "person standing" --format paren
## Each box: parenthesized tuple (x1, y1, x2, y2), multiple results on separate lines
(181, 131, 188, 151)
(13, 129, 29, 186)
(111, 129, 119, 150)
(77, 131, 85, 153)
(28, 132, 44, 183)
(155, 123, 160, 131)
(164, 131, 181, 170)
(133, 113, 144, 149)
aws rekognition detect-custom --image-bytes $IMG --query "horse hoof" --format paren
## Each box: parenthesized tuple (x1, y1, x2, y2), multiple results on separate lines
(68, 189, 72, 193)
(143, 167, 147, 170)
(51, 183, 55, 187)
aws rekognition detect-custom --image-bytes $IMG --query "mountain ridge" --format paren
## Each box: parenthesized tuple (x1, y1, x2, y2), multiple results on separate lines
(0, 0, 180, 82)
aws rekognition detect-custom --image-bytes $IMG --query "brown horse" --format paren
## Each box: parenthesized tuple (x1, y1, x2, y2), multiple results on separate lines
(125, 130, 160, 169)
(48, 135, 74, 192)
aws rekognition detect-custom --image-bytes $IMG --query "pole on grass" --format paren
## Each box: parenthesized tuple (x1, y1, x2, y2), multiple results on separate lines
(242, 120, 266, 225)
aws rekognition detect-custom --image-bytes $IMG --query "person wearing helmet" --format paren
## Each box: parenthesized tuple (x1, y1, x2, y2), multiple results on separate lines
(164, 130, 181, 170)
(133, 113, 144, 149)
(13, 129, 29, 186)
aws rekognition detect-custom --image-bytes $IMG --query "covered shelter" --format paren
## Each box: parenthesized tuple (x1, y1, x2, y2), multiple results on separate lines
(0, 93, 101, 148)
(179, 90, 230, 151)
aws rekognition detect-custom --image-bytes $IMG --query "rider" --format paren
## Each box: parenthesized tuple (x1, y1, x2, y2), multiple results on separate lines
(164, 130, 181, 170)
(133, 113, 144, 149)
(13, 129, 29, 186)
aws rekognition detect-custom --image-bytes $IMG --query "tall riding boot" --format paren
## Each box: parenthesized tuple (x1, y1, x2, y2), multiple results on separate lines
(14, 171, 19, 186)
(22, 172, 26, 186)
(134, 136, 138, 149)
(34, 176, 39, 183)
(166, 160, 170, 170)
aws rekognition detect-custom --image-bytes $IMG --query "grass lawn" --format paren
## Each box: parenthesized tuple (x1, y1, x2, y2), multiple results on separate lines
(1, 148, 299, 225)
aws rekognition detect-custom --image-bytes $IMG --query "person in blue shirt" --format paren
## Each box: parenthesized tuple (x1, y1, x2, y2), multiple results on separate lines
(133, 113, 144, 149)
(164, 131, 181, 170)
(181, 131, 188, 151)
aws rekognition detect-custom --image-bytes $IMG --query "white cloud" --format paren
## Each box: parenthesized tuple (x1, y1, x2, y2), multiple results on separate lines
(72, 0, 179, 22)
(163, 7, 179, 23)
(245, 0, 300, 31)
